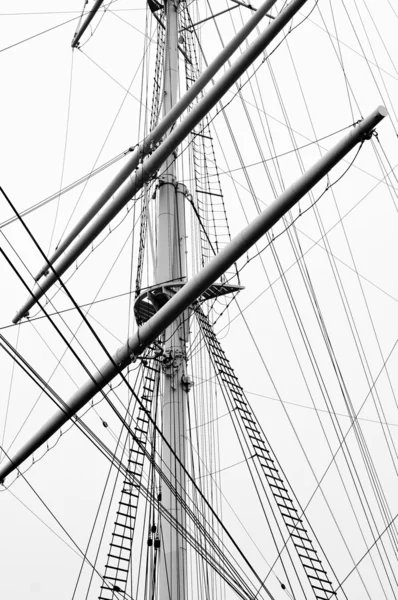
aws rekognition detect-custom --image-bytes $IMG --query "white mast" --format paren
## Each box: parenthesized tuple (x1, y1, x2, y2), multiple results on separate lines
(0, 0, 391, 595)
(155, 1, 188, 597)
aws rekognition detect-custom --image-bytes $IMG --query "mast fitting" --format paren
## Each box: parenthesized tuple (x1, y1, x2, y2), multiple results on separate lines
(162, 347, 185, 375)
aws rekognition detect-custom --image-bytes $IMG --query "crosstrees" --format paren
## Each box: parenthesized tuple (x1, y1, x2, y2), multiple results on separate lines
(99, 358, 160, 600)
(196, 307, 337, 600)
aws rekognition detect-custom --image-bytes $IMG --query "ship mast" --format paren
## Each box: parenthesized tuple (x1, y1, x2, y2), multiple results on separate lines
(0, 1, 390, 596)
(155, 0, 189, 597)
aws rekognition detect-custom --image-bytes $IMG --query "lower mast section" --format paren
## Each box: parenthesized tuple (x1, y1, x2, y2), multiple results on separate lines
(155, 175, 190, 599)
(158, 309, 189, 599)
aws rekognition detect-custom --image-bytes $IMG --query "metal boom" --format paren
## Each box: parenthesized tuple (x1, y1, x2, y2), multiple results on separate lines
(0, 105, 387, 483)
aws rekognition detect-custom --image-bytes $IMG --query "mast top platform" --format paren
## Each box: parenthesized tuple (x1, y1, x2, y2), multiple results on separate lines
(134, 281, 245, 325)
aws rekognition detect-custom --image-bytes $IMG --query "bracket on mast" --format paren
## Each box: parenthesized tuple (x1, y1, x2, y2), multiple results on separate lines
(162, 347, 185, 374)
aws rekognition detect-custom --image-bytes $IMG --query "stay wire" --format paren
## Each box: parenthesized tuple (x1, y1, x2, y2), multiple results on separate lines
(316, 141, 398, 553)
(296, 337, 398, 576)
(6, 486, 82, 559)
(341, 0, 398, 134)
(320, 1, 361, 121)
(187, 402, 281, 589)
(79, 48, 151, 111)
(335, 509, 398, 594)
(0, 14, 82, 53)
(0, 146, 136, 230)
(191, 123, 355, 178)
(1, 192, 274, 599)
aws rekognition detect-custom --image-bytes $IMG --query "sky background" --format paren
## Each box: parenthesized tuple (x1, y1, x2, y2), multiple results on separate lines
(1, 1, 398, 599)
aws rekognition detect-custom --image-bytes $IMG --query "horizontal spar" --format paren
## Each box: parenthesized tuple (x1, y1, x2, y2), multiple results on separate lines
(16, 0, 307, 323)
(0, 105, 387, 483)
(35, 0, 278, 281)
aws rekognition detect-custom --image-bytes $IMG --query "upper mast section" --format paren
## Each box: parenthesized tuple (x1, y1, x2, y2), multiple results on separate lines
(162, 1, 179, 121)
(155, 0, 181, 286)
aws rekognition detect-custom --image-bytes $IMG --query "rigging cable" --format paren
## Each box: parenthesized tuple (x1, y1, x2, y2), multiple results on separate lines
(0, 320, 259, 598)
(1, 190, 276, 600)
(47, 50, 75, 255)
(215, 5, 398, 580)
(190, 8, 382, 584)
(283, 8, 398, 565)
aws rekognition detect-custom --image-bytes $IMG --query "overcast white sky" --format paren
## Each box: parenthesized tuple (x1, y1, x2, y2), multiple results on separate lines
(1, 1, 398, 599)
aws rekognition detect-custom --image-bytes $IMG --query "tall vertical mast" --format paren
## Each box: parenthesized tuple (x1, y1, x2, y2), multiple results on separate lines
(156, 1, 189, 597)
(156, 0, 181, 285)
